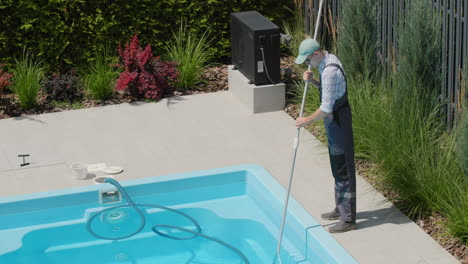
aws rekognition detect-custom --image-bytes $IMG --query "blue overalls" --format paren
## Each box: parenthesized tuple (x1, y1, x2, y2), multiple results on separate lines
(319, 63, 356, 223)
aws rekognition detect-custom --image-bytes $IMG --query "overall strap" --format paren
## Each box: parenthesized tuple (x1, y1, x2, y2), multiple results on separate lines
(323, 63, 347, 86)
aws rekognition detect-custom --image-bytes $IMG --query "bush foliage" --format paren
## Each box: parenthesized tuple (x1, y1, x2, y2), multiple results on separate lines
(42, 70, 83, 102)
(0, 0, 293, 71)
(116, 33, 179, 100)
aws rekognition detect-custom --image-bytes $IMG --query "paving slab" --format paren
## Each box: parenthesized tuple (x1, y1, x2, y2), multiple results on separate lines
(0, 91, 459, 264)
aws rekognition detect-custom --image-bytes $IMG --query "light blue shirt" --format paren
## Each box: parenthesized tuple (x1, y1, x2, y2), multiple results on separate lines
(317, 51, 346, 114)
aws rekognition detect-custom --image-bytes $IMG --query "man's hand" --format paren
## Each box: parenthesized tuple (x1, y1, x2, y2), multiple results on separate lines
(303, 70, 312, 81)
(303, 71, 320, 87)
(296, 117, 310, 128)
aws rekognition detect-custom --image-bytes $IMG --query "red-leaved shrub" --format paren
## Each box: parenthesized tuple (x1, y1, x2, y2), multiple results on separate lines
(116, 33, 179, 100)
(0, 64, 13, 93)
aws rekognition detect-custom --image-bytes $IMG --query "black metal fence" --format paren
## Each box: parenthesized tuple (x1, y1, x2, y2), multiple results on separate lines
(303, 0, 467, 128)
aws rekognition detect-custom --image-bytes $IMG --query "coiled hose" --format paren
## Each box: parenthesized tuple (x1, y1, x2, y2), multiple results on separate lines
(86, 177, 250, 264)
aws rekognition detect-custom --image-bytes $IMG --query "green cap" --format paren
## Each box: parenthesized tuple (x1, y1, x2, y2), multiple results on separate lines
(295, 38, 320, 64)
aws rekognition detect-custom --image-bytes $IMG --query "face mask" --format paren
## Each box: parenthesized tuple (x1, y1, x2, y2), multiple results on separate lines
(309, 59, 320, 67)
(306, 54, 320, 67)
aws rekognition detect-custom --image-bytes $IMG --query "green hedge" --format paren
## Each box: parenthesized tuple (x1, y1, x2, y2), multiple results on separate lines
(0, 0, 293, 71)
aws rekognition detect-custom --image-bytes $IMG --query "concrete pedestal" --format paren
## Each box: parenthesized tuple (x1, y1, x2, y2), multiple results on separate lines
(228, 65, 285, 114)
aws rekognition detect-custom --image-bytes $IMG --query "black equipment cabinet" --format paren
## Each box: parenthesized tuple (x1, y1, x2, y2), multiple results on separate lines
(231, 11, 281, 85)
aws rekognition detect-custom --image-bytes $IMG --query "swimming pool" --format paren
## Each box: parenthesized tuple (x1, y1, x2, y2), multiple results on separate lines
(0, 164, 358, 264)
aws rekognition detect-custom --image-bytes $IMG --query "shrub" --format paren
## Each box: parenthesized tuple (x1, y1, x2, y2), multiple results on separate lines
(393, 0, 442, 117)
(294, 74, 467, 242)
(116, 33, 179, 100)
(460, 104, 468, 176)
(82, 46, 119, 100)
(151, 59, 180, 95)
(0, 0, 293, 70)
(346, 0, 466, 241)
(42, 71, 83, 102)
(337, 0, 381, 82)
(165, 20, 213, 90)
(459, 69, 468, 176)
(0, 64, 13, 93)
(11, 49, 44, 110)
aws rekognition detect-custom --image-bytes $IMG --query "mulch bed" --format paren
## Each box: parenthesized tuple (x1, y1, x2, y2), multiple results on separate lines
(0, 58, 293, 119)
(0, 64, 229, 120)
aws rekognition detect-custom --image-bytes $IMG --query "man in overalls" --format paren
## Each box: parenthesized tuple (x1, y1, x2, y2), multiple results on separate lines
(294, 38, 357, 233)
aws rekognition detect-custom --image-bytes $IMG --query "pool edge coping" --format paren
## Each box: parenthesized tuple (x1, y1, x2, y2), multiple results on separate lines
(0, 164, 359, 264)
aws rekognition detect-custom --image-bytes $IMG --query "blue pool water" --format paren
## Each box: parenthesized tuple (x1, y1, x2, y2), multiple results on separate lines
(0, 164, 358, 264)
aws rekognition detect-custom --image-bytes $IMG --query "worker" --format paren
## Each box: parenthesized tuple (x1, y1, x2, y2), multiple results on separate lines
(294, 38, 357, 233)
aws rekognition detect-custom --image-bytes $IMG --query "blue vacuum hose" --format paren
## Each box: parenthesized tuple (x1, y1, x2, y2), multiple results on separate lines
(86, 177, 250, 264)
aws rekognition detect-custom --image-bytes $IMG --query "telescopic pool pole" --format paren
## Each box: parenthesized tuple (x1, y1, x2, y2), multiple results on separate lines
(274, 0, 326, 261)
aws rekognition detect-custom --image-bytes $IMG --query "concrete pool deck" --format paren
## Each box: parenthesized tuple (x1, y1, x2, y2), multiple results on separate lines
(0, 91, 459, 264)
